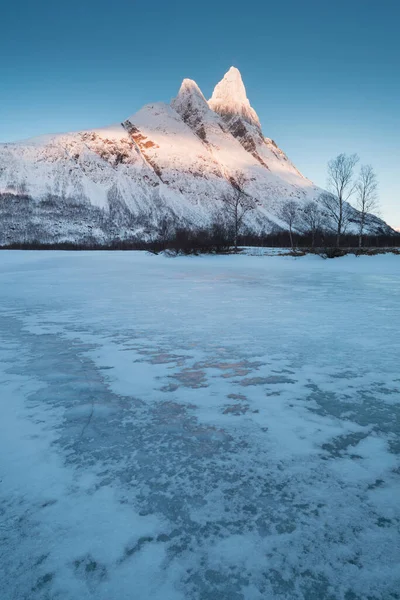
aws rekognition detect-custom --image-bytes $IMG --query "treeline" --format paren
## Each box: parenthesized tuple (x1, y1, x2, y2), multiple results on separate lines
(1, 228, 399, 253)
(239, 230, 400, 249)
(0, 225, 231, 253)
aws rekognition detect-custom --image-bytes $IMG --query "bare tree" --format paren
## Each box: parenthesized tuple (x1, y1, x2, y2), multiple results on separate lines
(279, 200, 299, 249)
(222, 172, 256, 251)
(302, 201, 323, 247)
(355, 164, 378, 248)
(319, 192, 351, 246)
(320, 153, 359, 246)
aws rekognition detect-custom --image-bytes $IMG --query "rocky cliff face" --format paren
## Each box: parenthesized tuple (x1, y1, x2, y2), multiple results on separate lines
(0, 68, 392, 244)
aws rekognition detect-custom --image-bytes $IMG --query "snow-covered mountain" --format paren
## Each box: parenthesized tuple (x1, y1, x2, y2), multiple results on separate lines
(0, 67, 391, 244)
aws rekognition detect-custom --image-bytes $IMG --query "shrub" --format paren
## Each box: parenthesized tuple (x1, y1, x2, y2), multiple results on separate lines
(317, 247, 348, 259)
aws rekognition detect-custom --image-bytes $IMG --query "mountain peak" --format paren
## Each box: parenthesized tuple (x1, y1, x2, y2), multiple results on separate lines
(172, 78, 208, 108)
(208, 67, 261, 130)
(177, 78, 206, 98)
(171, 78, 211, 121)
(223, 66, 245, 88)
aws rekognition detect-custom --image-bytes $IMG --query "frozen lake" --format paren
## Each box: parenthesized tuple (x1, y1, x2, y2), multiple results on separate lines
(0, 251, 399, 600)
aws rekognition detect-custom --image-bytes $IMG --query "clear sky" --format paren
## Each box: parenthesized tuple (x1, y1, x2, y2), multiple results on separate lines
(1, 0, 399, 228)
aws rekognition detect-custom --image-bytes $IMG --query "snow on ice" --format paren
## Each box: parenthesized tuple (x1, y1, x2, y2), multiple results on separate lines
(0, 251, 399, 599)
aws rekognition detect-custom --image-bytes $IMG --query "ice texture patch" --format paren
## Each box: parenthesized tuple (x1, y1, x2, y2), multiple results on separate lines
(0, 251, 399, 600)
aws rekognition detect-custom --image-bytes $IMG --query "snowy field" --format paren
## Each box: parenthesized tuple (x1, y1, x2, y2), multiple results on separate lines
(0, 250, 399, 600)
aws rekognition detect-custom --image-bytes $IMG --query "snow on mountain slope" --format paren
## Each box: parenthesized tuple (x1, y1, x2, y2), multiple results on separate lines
(123, 102, 229, 222)
(0, 67, 392, 244)
(0, 125, 160, 210)
(208, 68, 311, 187)
(171, 78, 318, 226)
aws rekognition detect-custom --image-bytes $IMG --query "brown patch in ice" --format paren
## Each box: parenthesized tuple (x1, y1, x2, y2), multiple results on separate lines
(227, 393, 247, 401)
(149, 353, 187, 366)
(238, 377, 271, 387)
(131, 347, 188, 367)
(264, 376, 296, 384)
(193, 359, 263, 379)
(171, 369, 208, 388)
(159, 383, 179, 393)
(154, 401, 188, 419)
(239, 375, 296, 386)
(220, 368, 252, 378)
(223, 404, 250, 416)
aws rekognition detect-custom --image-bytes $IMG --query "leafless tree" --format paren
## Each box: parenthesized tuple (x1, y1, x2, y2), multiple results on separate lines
(279, 200, 299, 249)
(320, 153, 359, 246)
(222, 172, 256, 251)
(302, 201, 323, 247)
(355, 164, 379, 247)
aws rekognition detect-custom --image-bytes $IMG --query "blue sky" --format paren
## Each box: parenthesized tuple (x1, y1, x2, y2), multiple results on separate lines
(1, 0, 399, 227)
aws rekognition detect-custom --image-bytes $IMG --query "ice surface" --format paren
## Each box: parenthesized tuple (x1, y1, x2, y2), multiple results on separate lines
(0, 251, 399, 599)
